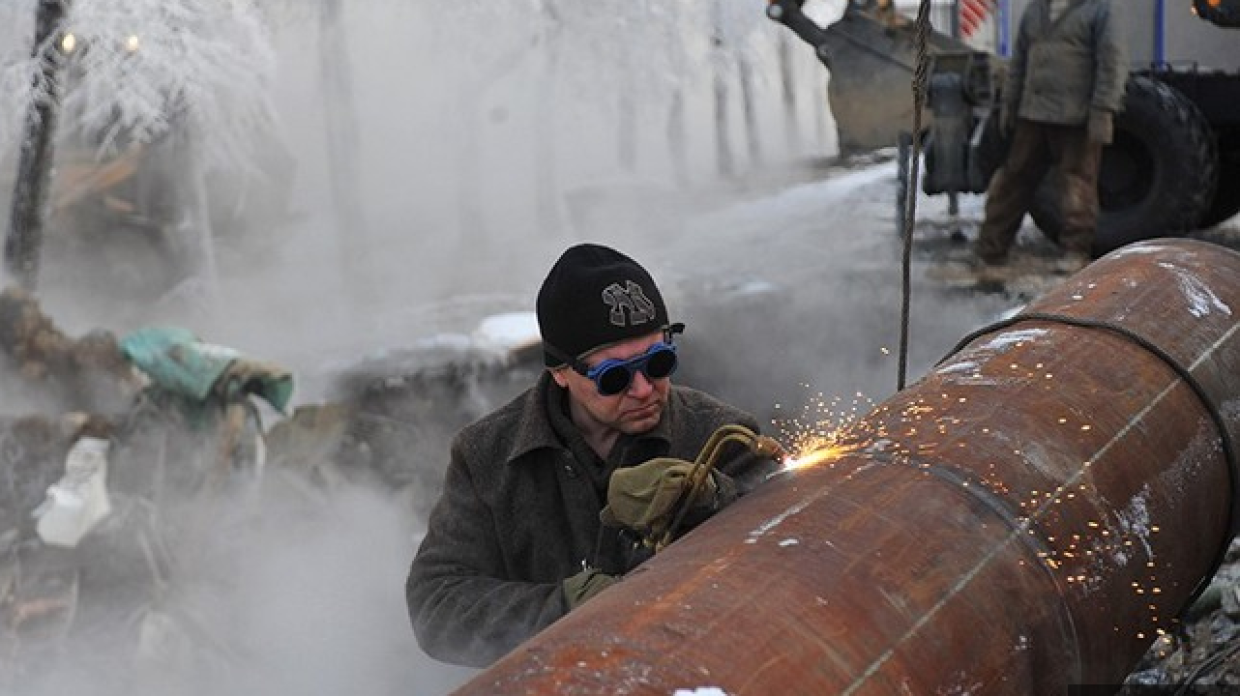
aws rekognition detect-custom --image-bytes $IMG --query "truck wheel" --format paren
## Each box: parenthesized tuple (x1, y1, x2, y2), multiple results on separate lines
(1199, 131, 1240, 228)
(1030, 76, 1218, 255)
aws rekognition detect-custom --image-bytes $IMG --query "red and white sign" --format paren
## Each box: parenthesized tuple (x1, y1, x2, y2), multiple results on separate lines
(960, 0, 994, 38)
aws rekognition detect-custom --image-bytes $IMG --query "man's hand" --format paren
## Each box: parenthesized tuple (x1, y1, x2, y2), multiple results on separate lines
(562, 567, 619, 610)
(599, 458, 716, 539)
(1088, 108, 1114, 144)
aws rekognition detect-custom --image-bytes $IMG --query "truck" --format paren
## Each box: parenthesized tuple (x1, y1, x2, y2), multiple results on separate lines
(766, 0, 1240, 255)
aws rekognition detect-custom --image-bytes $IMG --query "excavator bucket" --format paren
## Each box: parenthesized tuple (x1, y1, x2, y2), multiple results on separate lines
(768, 0, 977, 153)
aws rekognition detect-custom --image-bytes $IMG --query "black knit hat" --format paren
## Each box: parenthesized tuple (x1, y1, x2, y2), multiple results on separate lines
(537, 243, 671, 367)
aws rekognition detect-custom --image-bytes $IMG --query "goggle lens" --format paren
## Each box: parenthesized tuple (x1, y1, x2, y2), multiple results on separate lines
(586, 342, 678, 396)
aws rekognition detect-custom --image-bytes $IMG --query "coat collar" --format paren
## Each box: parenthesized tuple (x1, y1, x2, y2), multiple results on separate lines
(503, 371, 673, 465)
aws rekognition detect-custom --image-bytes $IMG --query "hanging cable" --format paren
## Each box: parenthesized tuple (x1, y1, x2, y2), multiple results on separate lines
(897, 0, 935, 390)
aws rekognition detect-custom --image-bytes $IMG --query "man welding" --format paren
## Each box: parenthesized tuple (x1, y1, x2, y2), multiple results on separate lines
(406, 243, 779, 667)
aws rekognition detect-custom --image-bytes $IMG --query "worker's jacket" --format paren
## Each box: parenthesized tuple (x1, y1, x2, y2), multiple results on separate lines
(406, 372, 775, 668)
(1006, 0, 1127, 125)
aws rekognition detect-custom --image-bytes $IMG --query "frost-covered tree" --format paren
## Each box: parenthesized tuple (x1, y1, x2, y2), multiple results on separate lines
(1, 0, 279, 293)
(1, 0, 277, 175)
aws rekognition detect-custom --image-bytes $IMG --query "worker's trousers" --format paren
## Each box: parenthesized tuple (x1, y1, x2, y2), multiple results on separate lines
(975, 119, 1103, 263)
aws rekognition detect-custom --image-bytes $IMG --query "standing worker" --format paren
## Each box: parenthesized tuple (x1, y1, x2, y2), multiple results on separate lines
(972, 0, 1127, 277)
(406, 243, 779, 668)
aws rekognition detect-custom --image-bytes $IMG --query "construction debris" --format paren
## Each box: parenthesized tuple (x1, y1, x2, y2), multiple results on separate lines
(0, 293, 542, 692)
(0, 289, 294, 689)
(33, 437, 113, 548)
(0, 286, 142, 416)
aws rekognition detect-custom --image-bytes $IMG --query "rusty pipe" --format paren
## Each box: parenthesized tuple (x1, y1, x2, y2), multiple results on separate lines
(453, 239, 1240, 695)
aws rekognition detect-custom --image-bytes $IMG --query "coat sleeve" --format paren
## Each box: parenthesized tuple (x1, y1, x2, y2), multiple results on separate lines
(1090, 1, 1128, 112)
(406, 438, 568, 668)
(1003, 10, 1033, 118)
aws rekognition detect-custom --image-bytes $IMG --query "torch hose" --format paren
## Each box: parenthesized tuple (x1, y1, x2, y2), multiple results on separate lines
(656, 424, 787, 551)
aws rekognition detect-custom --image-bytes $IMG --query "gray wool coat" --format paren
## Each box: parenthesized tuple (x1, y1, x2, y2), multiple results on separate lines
(1006, 0, 1127, 125)
(406, 372, 774, 667)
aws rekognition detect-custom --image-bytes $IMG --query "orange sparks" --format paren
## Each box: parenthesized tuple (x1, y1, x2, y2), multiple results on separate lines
(772, 390, 874, 472)
(783, 441, 859, 470)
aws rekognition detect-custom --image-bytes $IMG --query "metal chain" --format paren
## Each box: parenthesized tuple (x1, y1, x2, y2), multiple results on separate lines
(898, 0, 935, 391)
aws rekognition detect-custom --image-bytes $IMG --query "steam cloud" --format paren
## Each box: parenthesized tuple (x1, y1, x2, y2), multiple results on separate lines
(0, 1, 1016, 694)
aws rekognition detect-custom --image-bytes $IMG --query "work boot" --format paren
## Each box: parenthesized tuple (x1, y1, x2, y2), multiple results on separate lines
(1053, 252, 1091, 275)
(927, 255, 1011, 287)
(976, 262, 1013, 284)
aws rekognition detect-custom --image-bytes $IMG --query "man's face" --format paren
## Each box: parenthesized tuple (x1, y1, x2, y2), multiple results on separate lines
(551, 332, 671, 436)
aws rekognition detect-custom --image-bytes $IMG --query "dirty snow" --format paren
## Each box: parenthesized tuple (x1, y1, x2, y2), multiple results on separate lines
(472, 312, 541, 354)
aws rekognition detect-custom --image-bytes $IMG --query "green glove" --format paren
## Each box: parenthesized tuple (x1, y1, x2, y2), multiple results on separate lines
(562, 568, 619, 610)
(599, 457, 717, 539)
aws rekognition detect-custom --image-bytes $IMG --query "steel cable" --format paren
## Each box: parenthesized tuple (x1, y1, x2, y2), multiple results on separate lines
(898, 0, 935, 390)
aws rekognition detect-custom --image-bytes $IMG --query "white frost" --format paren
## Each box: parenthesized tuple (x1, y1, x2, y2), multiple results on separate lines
(975, 328, 1049, 353)
(1159, 263, 1232, 318)
(1114, 486, 1155, 560)
(935, 361, 978, 375)
(1111, 242, 1173, 258)
(673, 689, 729, 696)
(746, 498, 812, 542)
(1083, 485, 1156, 593)
(935, 360, 999, 386)
(2, 0, 278, 175)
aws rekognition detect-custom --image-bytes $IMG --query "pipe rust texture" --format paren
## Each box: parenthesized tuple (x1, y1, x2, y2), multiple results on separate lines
(453, 239, 1240, 695)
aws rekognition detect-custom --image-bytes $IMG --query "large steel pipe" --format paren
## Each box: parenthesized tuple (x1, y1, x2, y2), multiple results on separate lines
(453, 239, 1240, 695)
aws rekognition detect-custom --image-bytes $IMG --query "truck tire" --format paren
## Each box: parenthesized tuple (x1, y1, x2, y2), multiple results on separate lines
(1199, 131, 1240, 228)
(1030, 76, 1218, 255)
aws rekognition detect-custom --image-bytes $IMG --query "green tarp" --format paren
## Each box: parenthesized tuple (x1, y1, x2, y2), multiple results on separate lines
(119, 326, 293, 413)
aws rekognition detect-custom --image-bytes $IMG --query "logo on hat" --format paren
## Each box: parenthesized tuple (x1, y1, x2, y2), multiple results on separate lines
(602, 281, 657, 327)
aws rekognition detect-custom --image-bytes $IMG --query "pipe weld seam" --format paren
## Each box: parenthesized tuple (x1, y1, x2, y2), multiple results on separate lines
(864, 448, 1084, 684)
(941, 311, 1240, 612)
